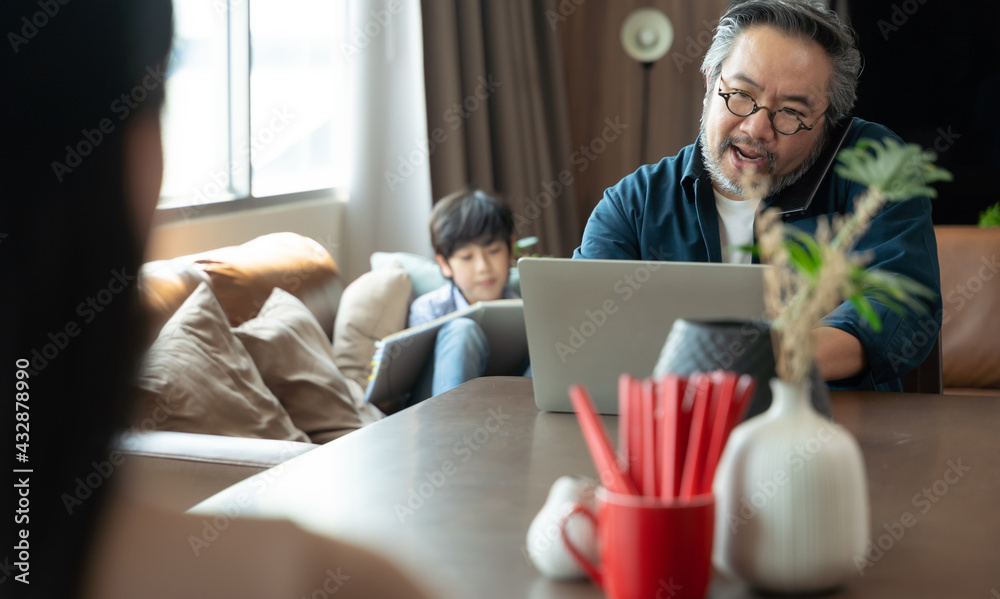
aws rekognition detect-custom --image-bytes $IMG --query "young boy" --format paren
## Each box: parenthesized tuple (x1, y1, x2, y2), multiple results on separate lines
(407, 189, 521, 405)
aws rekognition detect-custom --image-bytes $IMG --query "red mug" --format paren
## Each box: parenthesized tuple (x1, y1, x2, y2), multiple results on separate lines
(561, 488, 714, 599)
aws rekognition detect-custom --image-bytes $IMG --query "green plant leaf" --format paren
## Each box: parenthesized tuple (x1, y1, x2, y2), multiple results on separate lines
(785, 241, 819, 278)
(842, 268, 934, 327)
(834, 137, 953, 202)
(515, 236, 539, 250)
(848, 294, 882, 332)
(979, 202, 1000, 228)
(784, 229, 824, 277)
(860, 269, 935, 312)
(513, 236, 541, 259)
(866, 289, 906, 314)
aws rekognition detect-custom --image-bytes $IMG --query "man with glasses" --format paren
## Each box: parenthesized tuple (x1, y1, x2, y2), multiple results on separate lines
(574, 0, 941, 393)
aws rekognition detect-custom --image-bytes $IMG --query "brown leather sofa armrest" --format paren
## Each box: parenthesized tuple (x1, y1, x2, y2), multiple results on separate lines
(936, 225, 1000, 390)
(138, 232, 345, 342)
(189, 233, 344, 332)
(116, 431, 318, 512)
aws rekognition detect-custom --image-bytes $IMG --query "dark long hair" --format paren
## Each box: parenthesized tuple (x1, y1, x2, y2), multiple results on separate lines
(1, 0, 172, 596)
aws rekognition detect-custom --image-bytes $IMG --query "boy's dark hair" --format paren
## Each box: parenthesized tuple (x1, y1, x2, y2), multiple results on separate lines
(430, 189, 514, 259)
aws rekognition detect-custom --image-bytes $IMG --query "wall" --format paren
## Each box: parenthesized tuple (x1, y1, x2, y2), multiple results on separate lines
(145, 193, 346, 267)
(559, 1, 730, 226)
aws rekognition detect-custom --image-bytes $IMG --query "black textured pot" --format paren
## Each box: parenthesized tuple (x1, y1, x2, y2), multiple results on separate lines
(652, 319, 832, 419)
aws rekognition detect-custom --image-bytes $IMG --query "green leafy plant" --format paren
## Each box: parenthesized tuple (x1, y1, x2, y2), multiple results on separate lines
(756, 138, 952, 383)
(513, 236, 542, 259)
(979, 202, 1000, 227)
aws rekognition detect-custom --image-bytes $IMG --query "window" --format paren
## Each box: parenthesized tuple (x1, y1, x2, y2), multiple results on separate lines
(158, 0, 348, 210)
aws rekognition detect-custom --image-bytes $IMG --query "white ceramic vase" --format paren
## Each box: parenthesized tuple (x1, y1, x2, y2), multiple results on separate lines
(713, 377, 869, 593)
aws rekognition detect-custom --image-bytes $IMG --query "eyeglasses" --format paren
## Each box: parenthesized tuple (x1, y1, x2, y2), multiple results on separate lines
(717, 81, 826, 136)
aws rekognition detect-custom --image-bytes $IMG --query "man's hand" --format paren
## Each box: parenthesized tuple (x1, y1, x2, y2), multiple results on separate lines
(813, 326, 867, 381)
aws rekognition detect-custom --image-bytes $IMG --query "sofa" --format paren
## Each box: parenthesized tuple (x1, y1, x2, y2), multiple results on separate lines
(119, 233, 418, 511)
(122, 224, 997, 511)
(935, 225, 1000, 395)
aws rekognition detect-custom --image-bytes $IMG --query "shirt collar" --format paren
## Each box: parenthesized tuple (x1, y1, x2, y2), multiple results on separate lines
(687, 121, 854, 218)
(450, 283, 471, 310)
(683, 135, 710, 189)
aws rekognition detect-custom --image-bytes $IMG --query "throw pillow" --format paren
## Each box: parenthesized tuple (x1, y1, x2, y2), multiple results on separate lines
(235, 288, 383, 444)
(134, 282, 310, 442)
(332, 265, 412, 390)
(370, 251, 447, 297)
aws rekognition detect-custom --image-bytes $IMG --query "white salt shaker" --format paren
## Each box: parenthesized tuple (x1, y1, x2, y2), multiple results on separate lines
(525, 475, 599, 579)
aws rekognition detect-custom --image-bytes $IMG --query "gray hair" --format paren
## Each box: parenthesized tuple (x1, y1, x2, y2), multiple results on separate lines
(700, 0, 862, 131)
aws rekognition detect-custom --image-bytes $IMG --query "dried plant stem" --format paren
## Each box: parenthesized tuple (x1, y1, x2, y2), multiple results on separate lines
(751, 138, 950, 385)
(755, 210, 795, 380)
(833, 189, 885, 252)
(756, 199, 870, 384)
(742, 168, 884, 384)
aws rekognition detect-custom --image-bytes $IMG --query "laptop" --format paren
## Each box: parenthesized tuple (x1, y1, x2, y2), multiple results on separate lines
(519, 258, 767, 414)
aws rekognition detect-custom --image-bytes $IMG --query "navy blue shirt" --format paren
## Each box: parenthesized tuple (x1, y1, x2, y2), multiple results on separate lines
(574, 118, 942, 392)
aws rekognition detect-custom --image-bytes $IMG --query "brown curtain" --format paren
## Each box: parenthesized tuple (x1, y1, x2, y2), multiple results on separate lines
(420, 0, 581, 257)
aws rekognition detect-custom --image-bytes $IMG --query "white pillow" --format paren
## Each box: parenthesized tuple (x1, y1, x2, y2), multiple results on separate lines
(332, 265, 413, 390)
(370, 251, 446, 297)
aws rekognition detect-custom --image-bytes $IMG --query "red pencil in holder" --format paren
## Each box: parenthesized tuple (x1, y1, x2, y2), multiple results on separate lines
(617, 373, 634, 484)
(679, 374, 714, 500)
(640, 378, 657, 497)
(656, 375, 686, 500)
(570, 384, 639, 496)
(702, 371, 738, 494)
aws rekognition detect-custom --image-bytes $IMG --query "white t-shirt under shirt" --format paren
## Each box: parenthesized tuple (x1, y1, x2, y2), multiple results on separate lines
(714, 190, 761, 264)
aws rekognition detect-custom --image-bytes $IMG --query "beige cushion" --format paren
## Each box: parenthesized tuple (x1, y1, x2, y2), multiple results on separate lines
(134, 282, 309, 442)
(235, 288, 383, 444)
(332, 265, 412, 390)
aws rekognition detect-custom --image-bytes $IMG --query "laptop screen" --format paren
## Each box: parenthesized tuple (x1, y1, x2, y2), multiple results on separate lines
(519, 258, 767, 414)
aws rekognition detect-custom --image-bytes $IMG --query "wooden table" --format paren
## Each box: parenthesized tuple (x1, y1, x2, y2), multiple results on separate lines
(194, 377, 1000, 598)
